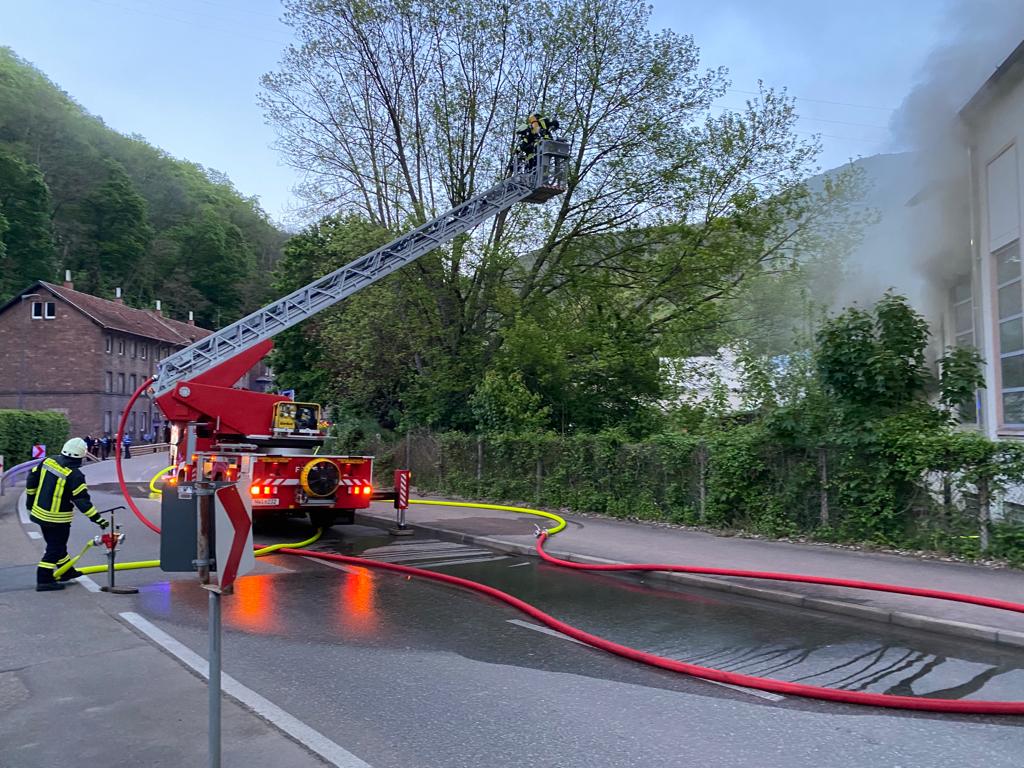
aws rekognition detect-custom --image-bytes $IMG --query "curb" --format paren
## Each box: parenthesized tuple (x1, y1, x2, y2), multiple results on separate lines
(355, 512, 1024, 651)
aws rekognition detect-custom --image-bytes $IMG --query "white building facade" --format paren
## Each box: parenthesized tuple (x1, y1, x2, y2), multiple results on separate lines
(953, 40, 1024, 440)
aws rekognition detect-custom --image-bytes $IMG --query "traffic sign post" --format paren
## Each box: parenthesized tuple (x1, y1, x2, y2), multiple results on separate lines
(389, 469, 413, 536)
(191, 473, 254, 768)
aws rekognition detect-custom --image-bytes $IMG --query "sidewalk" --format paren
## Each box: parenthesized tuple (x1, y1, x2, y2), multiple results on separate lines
(358, 497, 1024, 649)
(0, 494, 326, 767)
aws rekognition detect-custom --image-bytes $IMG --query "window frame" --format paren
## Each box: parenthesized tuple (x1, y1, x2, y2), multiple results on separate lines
(31, 302, 43, 320)
(993, 240, 1024, 429)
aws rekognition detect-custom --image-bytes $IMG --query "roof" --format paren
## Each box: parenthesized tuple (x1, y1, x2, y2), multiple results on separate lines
(960, 38, 1024, 119)
(1, 282, 213, 346)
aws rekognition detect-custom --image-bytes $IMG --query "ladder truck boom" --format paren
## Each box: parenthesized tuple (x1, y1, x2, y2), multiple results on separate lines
(152, 139, 571, 398)
(152, 137, 570, 531)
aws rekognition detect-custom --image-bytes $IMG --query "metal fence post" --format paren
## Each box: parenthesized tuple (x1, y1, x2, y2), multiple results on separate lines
(818, 446, 830, 528)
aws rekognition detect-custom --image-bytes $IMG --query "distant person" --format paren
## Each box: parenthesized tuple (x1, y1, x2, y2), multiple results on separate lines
(83, 435, 94, 458)
(100, 433, 111, 460)
(25, 438, 109, 591)
(122, 433, 132, 459)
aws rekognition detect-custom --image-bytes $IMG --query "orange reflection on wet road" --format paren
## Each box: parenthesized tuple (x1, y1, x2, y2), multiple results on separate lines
(339, 565, 378, 634)
(225, 574, 281, 634)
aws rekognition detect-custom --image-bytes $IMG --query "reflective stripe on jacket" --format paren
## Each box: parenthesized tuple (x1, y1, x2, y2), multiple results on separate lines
(25, 457, 101, 524)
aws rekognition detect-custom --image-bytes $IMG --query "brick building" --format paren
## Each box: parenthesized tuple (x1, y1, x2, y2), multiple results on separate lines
(0, 275, 272, 442)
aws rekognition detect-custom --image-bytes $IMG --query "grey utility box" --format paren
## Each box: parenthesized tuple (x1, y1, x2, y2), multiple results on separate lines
(160, 481, 232, 572)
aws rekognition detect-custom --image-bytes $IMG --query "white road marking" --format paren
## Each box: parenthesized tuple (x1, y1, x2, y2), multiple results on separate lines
(78, 575, 101, 593)
(507, 561, 531, 568)
(507, 618, 588, 645)
(118, 612, 373, 768)
(707, 680, 785, 702)
(17, 492, 30, 525)
(506, 620, 784, 702)
(303, 556, 358, 574)
(27, 531, 42, 539)
(416, 556, 509, 569)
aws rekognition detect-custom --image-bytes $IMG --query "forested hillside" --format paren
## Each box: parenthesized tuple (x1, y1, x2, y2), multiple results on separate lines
(0, 47, 286, 326)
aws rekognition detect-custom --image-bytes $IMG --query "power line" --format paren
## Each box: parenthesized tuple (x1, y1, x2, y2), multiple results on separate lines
(727, 88, 898, 113)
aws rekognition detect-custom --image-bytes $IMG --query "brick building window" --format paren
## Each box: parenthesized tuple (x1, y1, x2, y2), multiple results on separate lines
(104, 371, 112, 393)
(141, 344, 148, 360)
(118, 338, 125, 355)
(118, 373, 125, 394)
(129, 412, 136, 435)
(131, 340, 137, 358)
(31, 302, 56, 320)
(129, 374, 137, 393)
(141, 412, 148, 437)
(104, 412, 112, 434)
(105, 335, 112, 354)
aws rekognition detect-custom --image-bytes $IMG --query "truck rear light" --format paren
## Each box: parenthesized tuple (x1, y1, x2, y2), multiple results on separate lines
(250, 485, 261, 496)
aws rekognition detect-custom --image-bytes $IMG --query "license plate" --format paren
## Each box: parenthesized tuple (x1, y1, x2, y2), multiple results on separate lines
(252, 498, 280, 506)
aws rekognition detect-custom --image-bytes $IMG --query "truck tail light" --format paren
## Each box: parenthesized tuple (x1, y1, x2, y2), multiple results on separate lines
(250, 485, 261, 496)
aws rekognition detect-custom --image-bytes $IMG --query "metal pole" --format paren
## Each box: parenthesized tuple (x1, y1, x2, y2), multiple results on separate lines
(208, 588, 221, 768)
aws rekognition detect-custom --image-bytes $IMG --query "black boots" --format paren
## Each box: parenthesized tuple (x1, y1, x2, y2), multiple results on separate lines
(36, 582, 66, 592)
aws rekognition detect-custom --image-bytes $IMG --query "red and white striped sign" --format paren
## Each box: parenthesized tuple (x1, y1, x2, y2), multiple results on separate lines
(394, 469, 411, 510)
(214, 485, 255, 593)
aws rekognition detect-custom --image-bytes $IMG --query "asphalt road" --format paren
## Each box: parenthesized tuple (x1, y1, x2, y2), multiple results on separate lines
(20, 457, 1024, 767)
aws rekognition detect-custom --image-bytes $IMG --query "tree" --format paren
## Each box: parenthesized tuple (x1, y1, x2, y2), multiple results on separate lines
(72, 160, 153, 299)
(263, 0, 835, 430)
(0, 147, 56, 300)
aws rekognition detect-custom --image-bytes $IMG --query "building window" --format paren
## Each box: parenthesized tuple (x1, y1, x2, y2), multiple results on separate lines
(996, 241, 1024, 426)
(950, 275, 978, 424)
(130, 340, 136, 358)
(30, 302, 56, 320)
(105, 335, 112, 354)
(141, 343, 148, 360)
(141, 411, 148, 437)
(129, 374, 137, 393)
(118, 338, 125, 355)
(118, 373, 125, 394)
(104, 412, 112, 434)
(105, 371, 113, 393)
(129, 412, 136, 436)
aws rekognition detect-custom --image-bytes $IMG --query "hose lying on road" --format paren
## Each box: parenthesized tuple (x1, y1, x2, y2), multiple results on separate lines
(119, 474, 1024, 714)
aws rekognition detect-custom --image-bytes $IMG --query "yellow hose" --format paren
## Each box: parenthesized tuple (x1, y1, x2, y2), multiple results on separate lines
(149, 465, 176, 495)
(408, 499, 567, 535)
(73, 530, 324, 576)
(70, 497, 564, 579)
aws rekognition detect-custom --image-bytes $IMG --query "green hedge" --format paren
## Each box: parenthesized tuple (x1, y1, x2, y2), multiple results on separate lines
(0, 410, 70, 466)
(366, 429, 1024, 566)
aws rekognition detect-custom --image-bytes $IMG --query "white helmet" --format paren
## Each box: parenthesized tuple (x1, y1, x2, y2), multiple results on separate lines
(61, 437, 88, 459)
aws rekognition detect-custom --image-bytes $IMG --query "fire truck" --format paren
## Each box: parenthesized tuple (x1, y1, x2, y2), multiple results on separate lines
(153, 137, 571, 528)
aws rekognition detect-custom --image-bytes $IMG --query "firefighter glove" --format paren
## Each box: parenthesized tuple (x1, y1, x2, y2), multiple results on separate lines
(95, 516, 110, 529)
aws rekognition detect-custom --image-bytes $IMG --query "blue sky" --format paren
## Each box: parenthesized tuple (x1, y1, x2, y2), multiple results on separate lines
(0, 0, 975, 226)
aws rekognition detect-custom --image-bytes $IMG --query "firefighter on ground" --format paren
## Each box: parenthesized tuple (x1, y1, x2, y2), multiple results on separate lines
(25, 438, 109, 592)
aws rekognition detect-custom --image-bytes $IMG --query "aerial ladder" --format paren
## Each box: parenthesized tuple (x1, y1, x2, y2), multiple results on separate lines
(152, 138, 571, 528)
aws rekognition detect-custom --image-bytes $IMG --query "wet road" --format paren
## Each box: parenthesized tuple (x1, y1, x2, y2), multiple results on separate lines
(49, 477, 1024, 767)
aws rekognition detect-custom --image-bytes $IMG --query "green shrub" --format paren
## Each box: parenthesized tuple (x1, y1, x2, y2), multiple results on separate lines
(0, 410, 69, 466)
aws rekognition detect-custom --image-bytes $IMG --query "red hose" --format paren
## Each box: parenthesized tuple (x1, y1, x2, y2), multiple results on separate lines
(280, 542, 1024, 715)
(116, 459, 1024, 713)
(115, 376, 160, 534)
(533, 537, 1024, 616)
